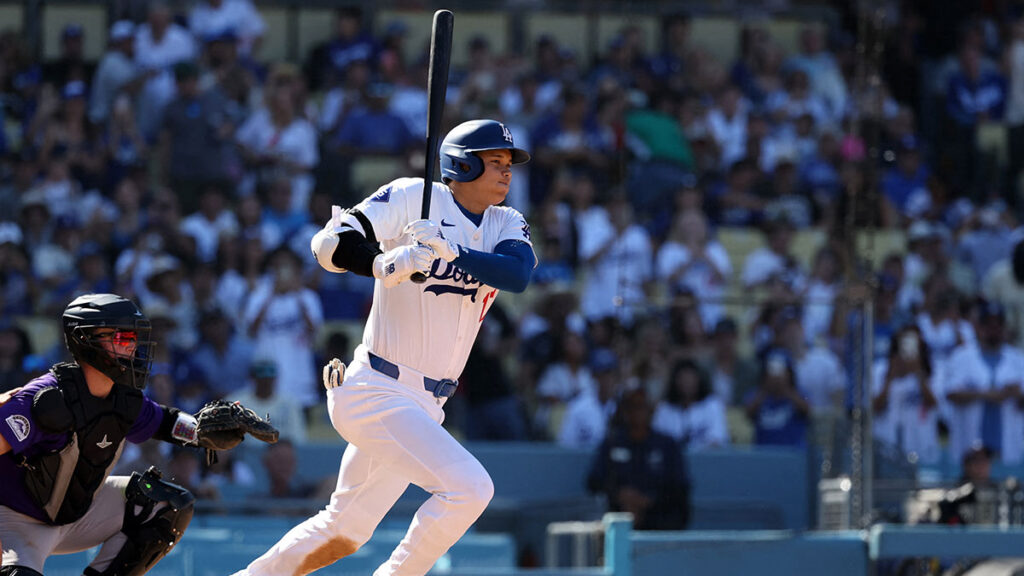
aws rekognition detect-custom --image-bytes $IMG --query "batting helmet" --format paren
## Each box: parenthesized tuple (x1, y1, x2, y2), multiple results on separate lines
(439, 119, 530, 183)
(63, 293, 155, 390)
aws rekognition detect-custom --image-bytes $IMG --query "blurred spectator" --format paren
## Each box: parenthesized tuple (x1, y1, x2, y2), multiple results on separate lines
(652, 359, 729, 450)
(104, 94, 148, 188)
(305, 7, 377, 92)
(461, 302, 527, 441)
(243, 247, 323, 411)
(706, 317, 758, 405)
(956, 206, 1014, 289)
(180, 185, 238, 264)
(579, 194, 653, 326)
(741, 214, 806, 291)
(709, 158, 764, 227)
(532, 88, 613, 202)
(89, 20, 142, 126)
(872, 325, 942, 464)
(657, 210, 731, 332)
(648, 13, 692, 89)
(140, 254, 199, 350)
(333, 82, 415, 155)
(534, 331, 596, 440)
(259, 439, 333, 499)
(707, 85, 749, 170)
(0, 323, 32, 393)
(558, 349, 620, 449)
(625, 90, 694, 170)
(191, 308, 254, 399)
(917, 273, 975, 370)
(135, 1, 199, 139)
(802, 246, 842, 345)
(189, 0, 266, 58)
(745, 349, 810, 447)
(1, 230, 36, 317)
(232, 357, 307, 444)
(945, 301, 1024, 464)
(785, 26, 847, 121)
(42, 24, 95, 87)
(881, 136, 932, 224)
(236, 63, 318, 215)
(160, 61, 238, 214)
(167, 447, 219, 500)
(981, 239, 1024, 347)
(587, 387, 689, 530)
(776, 309, 846, 414)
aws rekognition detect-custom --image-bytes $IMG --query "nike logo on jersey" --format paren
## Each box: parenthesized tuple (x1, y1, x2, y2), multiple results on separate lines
(441, 219, 455, 227)
(96, 435, 113, 449)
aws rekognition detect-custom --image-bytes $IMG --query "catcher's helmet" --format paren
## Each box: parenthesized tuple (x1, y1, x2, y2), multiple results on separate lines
(439, 119, 530, 183)
(62, 293, 155, 390)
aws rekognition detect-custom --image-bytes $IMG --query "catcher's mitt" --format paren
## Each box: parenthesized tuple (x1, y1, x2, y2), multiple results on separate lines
(194, 400, 279, 456)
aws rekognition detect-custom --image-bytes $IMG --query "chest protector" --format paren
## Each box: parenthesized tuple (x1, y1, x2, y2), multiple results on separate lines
(21, 363, 144, 525)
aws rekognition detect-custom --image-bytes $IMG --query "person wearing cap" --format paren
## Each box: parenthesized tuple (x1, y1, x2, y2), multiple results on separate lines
(188, 0, 266, 58)
(231, 358, 307, 443)
(945, 300, 1024, 464)
(872, 325, 942, 464)
(89, 20, 141, 125)
(881, 135, 932, 223)
(42, 23, 95, 88)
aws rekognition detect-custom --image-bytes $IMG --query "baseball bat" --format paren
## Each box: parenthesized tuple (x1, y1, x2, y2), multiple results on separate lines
(411, 9, 454, 284)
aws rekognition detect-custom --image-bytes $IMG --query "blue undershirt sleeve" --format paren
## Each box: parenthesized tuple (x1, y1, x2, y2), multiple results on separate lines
(452, 239, 534, 293)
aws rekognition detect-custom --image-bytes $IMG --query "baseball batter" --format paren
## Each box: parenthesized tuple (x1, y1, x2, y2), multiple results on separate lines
(232, 119, 534, 576)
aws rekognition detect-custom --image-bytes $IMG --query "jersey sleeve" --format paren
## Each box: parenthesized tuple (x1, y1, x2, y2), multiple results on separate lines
(344, 178, 422, 242)
(127, 396, 165, 443)
(0, 382, 53, 454)
(494, 207, 537, 266)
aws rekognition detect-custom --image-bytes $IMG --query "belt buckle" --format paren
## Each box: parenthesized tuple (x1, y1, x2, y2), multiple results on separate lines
(432, 378, 458, 398)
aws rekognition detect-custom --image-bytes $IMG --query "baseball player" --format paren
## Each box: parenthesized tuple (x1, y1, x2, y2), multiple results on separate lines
(0, 293, 278, 575)
(233, 119, 534, 576)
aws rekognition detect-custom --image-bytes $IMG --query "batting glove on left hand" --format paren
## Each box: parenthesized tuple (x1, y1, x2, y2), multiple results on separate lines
(404, 219, 461, 262)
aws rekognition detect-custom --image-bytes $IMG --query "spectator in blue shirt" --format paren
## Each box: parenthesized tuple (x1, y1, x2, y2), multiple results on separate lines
(305, 7, 377, 91)
(334, 83, 415, 155)
(745, 349, 810, 447)
(190, 307, 254, 398)
(881, 136, 932, 222)
(946, 45, 1008, 127)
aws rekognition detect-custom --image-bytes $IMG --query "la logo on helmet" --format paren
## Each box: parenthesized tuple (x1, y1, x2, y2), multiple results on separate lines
(500, 124, 513, 143)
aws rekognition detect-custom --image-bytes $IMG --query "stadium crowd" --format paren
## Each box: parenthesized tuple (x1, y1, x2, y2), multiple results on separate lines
(1, 0, 1024, 504)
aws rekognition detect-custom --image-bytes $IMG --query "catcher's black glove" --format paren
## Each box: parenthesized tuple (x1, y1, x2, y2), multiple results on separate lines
(194, 400, 279, 464)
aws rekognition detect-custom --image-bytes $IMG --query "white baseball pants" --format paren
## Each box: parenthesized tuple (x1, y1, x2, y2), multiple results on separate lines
(233, 347, 494, 576)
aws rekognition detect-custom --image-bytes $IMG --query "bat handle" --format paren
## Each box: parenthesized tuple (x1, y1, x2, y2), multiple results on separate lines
(411, 272, 427, 284)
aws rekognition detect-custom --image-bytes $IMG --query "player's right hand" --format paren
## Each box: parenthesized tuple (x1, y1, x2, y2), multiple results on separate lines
(323, 358, 345, 391)
(375, 244, 436, 288)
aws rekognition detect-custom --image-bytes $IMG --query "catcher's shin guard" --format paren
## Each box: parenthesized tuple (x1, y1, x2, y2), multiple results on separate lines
(84, 467, 194, 576)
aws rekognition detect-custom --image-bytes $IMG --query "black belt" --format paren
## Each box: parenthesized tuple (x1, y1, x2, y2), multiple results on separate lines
(367, 352, 459, 398)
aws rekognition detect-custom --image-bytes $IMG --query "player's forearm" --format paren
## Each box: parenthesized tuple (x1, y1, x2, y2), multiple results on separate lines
(452, 242, 533, 293)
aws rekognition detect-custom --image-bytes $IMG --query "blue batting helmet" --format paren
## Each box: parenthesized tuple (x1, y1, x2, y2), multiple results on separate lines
(439, 119, 530, 183)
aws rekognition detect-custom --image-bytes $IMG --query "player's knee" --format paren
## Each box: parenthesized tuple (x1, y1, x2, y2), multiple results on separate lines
(454, 467, 494, 512)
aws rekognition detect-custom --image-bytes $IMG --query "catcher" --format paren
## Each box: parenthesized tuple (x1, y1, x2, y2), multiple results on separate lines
(0, 293, 278, 575)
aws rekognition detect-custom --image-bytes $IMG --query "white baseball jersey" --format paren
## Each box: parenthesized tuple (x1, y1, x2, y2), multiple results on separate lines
(338, 177, 534, 380)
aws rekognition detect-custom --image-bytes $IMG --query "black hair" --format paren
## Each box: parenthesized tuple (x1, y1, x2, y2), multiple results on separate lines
(665, 359, 712, 406)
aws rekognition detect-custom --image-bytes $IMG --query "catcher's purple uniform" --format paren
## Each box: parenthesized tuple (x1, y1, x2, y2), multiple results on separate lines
(0, 373, 163, 522)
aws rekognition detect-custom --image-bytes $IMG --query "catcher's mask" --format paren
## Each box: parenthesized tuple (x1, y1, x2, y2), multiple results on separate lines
(62, 293, 155, 390)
